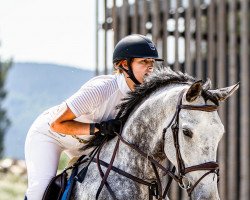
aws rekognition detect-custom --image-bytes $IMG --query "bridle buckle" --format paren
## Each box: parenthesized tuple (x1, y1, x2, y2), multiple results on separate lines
(149, 181, 159, 198)
(171, 123, 179, 131)
(178, 175, 192, 190)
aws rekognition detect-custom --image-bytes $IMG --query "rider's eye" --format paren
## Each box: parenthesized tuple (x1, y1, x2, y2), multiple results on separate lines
(140, 60, 146, 64)
(183, 129, 193, 138)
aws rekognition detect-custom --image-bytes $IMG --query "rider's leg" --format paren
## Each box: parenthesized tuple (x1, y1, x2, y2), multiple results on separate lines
(25, 129, 63, 200)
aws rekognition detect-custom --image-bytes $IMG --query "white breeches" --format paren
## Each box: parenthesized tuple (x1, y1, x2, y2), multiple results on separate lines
(24, 110, 90, 200)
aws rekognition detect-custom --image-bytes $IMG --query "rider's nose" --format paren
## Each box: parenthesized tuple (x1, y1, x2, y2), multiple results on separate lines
(147, 66, 154, 73)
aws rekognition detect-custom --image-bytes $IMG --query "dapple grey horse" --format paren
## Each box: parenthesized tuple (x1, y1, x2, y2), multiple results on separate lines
(72, 68, 239, 200)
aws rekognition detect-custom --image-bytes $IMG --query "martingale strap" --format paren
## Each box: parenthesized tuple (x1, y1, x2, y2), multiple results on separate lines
(75, 137, 107, 183)
(95, 139, 120, 199)
(96, 138, 117, 199)
(92, 158, 175, 200)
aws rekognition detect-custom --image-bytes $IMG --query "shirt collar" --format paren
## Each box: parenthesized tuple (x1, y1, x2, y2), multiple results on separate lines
(116, 73, 131, 96)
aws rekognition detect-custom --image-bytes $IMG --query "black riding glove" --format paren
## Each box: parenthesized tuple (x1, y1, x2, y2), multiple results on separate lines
(95, 119, 123, 136)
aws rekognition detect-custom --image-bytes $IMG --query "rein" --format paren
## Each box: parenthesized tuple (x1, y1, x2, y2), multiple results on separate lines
(77, 89, 220, 199)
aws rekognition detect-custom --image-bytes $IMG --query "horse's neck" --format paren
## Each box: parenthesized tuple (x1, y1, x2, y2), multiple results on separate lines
(121, 85, 185, 153)
(94, 85, 185, 198)
(119, 140, 157, 178)
(103, 85, 185, 179)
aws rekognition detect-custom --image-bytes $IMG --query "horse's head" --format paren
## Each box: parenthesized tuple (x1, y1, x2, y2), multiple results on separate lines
(164, 80, 239, 199)
(91, 68, 239, 199)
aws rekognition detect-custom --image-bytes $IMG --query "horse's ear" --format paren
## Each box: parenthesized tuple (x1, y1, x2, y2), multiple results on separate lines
(208, 82, 239, 102)
(186, 80, 203, 102)
(202, 78, 212, 91)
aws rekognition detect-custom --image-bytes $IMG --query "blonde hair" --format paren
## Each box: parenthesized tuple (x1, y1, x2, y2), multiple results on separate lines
(113, 60, 124, 74)
(113, 58, 135, 74)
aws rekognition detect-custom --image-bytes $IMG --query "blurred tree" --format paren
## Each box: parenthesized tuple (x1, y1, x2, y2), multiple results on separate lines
(0, 42, 12, 158)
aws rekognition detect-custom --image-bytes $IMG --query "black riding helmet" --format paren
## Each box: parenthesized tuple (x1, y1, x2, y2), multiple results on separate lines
(113, 34, 164, 85)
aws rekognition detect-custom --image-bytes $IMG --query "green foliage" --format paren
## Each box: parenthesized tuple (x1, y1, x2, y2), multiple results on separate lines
(0, 154, 70, 199)
(0, 153, 69, 200)
(58, 152, 70, 171)
(0, 55, 12, 158)
(0, 170, 27, 200)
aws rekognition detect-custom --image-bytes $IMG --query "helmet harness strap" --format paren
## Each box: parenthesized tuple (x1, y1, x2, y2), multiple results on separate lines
(118, 58, 141, 85)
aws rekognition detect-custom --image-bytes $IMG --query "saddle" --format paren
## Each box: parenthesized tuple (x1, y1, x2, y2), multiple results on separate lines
(42, 145, 101, 200)
(42, 169, 68, 200)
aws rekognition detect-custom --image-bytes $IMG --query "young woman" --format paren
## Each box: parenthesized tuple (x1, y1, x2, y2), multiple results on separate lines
(24, 34, 163, 200)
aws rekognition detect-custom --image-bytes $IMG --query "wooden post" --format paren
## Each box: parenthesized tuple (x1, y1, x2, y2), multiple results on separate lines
(112, 0, 118, 46)
(140, 0, 148, 35)
(216, 0, 227, 199)
(228, 0, 238, 199)
(195, 0, 202, 79)
(207, 0, 215, 85)
(132, 0, 139, 34)
(152, 0, 160, 43)
(162, 0, 169, 66)
(95, 0, 99, 76)
(104, 0, 108, 74)
(120, 0, 129, 38)
(185, 0, 193, 74)
(239, 0, 250, 199)
(174, 0, 180, 71)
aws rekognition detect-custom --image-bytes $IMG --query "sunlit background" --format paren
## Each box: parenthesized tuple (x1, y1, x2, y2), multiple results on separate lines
(0, 0, 249, 199)
(0, 1, 96, 198)
(0, 0, 95, 69)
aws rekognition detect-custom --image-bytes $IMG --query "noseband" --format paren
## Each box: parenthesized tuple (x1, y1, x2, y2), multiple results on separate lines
(163, 89, 219, 197)
(77, 89, 220, 199)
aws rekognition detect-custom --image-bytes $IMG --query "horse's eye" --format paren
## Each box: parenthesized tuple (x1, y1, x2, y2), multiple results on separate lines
(183, 129, 193, 138)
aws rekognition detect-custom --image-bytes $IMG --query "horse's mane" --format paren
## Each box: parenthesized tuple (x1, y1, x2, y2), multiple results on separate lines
(82, 67, 217, 150)
(115, 67, 195, 122)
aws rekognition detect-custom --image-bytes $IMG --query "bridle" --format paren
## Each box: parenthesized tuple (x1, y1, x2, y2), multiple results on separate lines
(76, 89, 220, 199)
(162, 89, 220, 197)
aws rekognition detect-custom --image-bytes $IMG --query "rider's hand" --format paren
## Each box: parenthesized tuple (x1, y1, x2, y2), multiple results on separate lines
(95, 119, 122, 136)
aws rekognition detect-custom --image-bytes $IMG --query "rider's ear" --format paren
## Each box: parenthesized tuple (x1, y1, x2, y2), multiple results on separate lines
(121, 60, 128, 70)
(186, 80, 203, 102)
(208, 82, 239, 102)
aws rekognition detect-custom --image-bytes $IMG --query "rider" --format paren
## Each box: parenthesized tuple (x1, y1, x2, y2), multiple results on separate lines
(24, 34, 163, 200)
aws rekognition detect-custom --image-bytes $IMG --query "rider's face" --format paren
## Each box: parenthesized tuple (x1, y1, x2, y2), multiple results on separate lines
(130, 58, 155, 83)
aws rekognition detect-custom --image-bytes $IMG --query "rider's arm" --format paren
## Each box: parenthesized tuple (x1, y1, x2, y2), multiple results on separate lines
(50, 104, 97, 135)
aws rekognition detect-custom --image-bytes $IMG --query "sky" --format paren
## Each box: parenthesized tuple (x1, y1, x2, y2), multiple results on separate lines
(0, 0, 96, 70)
(0, 0, 188, 71)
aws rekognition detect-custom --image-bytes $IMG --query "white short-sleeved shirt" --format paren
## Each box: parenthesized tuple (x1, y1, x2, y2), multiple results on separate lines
(34, 73, 131, 143)
(65, 73, 130, 123)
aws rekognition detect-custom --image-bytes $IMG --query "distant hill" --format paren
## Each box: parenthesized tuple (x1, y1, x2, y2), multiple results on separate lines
(2, 62, 94, 159)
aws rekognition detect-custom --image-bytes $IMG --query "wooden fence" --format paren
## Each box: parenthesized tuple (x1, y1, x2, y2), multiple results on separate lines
(96, 0, 250, 199)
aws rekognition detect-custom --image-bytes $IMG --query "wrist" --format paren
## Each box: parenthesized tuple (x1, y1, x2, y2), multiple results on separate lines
(89, 123, 96, 135)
